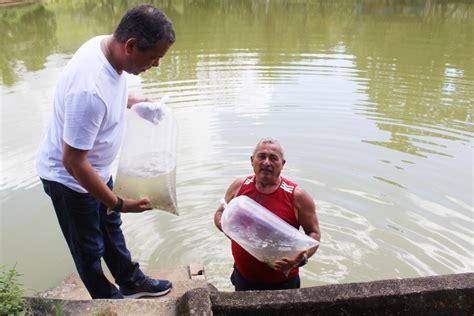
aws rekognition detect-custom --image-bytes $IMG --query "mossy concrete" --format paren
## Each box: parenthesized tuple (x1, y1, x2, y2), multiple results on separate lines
(30, 270, 473, 315)
(211, 273, 474, 315)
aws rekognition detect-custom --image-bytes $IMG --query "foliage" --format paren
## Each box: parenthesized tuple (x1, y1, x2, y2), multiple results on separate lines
(54, 302, 63, 316)
(27, 295, 52, 315)
(26, 295, 63, 316)
(0, 265, 25, 315)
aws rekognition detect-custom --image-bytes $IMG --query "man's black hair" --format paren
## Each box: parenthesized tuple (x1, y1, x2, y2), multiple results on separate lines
(114, 4, 175, 49)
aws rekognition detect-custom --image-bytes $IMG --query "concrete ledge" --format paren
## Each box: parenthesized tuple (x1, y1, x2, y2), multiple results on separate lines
(211, 273, 474, 315)
(33, 265, 209, 315)
(28, 272, 474, 315)
(28, 279, 209, 316)
(25, 297, 177, 316)
(40, 267, 194, 300)
(176, 287, 213, 316)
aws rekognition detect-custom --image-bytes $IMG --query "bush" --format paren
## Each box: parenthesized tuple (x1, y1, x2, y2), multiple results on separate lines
(0, 265, 25, 315)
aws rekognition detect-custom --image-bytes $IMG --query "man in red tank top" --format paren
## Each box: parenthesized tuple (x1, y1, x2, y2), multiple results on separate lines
(214, 138, 321, 291)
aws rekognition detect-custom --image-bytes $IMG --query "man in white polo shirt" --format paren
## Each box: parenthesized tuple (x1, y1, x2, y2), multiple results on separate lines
(36, 4, 175, 299)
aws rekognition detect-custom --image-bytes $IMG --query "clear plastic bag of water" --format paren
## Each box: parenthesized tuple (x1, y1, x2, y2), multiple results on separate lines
(221, 195, 318, 267)
(114, 97, 178, 215)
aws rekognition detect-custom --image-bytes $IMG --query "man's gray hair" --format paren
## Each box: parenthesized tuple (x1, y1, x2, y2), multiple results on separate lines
(253, 137, 285, 159)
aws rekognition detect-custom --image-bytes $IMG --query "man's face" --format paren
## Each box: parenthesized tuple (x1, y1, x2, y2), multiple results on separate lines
(251, 142, 286, 182)
(124, 38, 172, 75)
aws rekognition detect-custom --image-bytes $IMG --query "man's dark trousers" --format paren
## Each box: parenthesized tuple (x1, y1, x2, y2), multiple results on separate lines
(231, 266, 301, 291)
(41, 177, 145, 299)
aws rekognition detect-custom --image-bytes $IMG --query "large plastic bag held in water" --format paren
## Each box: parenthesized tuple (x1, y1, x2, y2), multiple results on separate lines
(114, 96, 178, 215)
(221, 195, 318, 269)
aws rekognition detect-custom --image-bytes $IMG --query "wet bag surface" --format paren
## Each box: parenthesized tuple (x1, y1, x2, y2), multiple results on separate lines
(114, 98, 178, 215)
(221, 195, 318, 264)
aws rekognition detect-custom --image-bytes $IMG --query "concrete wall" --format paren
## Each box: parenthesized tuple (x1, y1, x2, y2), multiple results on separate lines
(26, 273, 474, 315)
(210, 273, 474, 316)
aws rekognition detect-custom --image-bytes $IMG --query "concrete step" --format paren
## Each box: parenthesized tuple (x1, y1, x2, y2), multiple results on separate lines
(37, 264, 209, 315)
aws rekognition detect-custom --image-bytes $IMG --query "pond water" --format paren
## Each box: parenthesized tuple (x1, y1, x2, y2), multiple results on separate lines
(1, 0, 473, 293)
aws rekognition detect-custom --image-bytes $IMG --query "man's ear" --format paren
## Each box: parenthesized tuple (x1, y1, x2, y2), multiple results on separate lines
(125, 38, 138, 54)
(250, 155, 254, 163)
(282, 159, 286, 166)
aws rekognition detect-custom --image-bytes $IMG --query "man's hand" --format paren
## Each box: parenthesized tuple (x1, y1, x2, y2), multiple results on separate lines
(132, 99, 171, 125)
(120, 197, 153, 213)
(272, 250, 306, 272)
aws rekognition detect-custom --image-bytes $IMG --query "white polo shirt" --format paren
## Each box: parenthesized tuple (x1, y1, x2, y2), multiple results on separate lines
(36, 36, 127, 193)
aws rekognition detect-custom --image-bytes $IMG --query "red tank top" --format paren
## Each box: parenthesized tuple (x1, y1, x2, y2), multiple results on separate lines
(232, 175, 299, 283)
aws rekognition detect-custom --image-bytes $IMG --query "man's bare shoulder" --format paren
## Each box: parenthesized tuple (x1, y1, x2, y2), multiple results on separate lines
(224, 176, 248, 200)
(294, 185, 316, 209)
(229, 177, 247, 189)
(294, 184, 308, 197)
(230, 176, 247, 187)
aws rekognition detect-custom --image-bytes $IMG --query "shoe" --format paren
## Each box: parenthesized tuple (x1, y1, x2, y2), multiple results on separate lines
(120, 277, 172, 299)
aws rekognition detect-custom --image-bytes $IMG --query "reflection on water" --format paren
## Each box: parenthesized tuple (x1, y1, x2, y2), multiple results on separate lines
(0, 3, 56, 85)
(1, 0, 473, 292)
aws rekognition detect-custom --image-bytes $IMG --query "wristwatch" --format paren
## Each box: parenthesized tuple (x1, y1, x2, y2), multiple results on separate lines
(111, 196, 124, 212)
(298, 253, 308, 267)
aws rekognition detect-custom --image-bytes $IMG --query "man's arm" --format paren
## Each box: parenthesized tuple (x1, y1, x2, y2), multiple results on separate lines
(294, 186, 320, 258)
(62, 143, 152, 213)
(272, 186, 320, 272)
(214, 177, 245, 232)
(127, 94, 152, 108)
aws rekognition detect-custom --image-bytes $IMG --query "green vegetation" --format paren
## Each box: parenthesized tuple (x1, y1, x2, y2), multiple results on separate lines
(0, 265, 25, 315)
(27, 295, 63, 316)
(0, 265, 63, 316)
